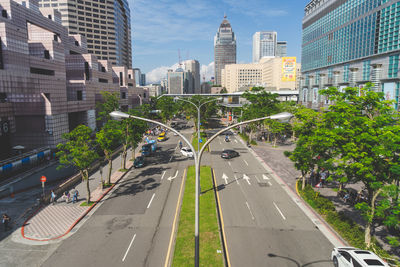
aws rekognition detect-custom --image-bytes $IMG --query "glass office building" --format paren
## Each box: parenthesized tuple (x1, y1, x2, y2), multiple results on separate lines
(301, 0, 400, 109)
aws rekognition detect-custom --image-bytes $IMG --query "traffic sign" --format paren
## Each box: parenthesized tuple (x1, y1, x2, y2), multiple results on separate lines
(40, 176, 47, 182)
(199, 139, 203, 143)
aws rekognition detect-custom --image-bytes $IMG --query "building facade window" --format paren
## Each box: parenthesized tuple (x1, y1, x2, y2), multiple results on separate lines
(363, 60, 371, 81)
(388, 54, 399, 78)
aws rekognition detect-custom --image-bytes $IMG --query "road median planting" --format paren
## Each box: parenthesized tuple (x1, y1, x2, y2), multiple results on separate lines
(172, 166, 224, 267)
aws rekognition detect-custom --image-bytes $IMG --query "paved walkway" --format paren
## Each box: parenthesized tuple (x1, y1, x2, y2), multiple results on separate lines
(21, 147, 139, 241)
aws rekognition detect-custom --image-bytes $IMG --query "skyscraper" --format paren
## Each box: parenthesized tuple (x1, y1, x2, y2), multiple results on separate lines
(301, 0, 400, 109)
(38, 0, 132, 68)
(184, 60, 200, 93)
(214, 15, 236, 85)
(277, 41, 287, 57)
(252, 31, 277, 62)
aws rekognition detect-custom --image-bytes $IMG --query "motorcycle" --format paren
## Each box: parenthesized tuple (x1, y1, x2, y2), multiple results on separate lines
(225, 137, 230, 142)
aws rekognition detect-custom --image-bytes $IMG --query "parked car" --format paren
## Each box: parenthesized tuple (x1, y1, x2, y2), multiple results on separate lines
(133, 156, 145, 168)
(180, 147, 194, 157)
(221, 149, 239, 159)
(331, 247, 389, 267)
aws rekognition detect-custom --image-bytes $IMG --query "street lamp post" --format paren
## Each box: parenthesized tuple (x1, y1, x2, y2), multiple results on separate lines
(174, 97, 221, 152)
(110, 110, 293, 267)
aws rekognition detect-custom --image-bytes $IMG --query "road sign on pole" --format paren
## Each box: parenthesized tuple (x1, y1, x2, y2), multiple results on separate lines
(40, 176, 46, 197)
(199, 139, 203, 143)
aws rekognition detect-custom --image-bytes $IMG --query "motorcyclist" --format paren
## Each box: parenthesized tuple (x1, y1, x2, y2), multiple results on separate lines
(225, 135, 230, 142)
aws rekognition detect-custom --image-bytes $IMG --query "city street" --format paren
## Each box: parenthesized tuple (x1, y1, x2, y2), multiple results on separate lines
(40, 129, 193, 267)
(208, 132, 335, 266)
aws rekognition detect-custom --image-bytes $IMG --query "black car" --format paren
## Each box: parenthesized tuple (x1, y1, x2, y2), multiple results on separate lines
(134, 156, 145, 168)
(221, 149, 239, 159)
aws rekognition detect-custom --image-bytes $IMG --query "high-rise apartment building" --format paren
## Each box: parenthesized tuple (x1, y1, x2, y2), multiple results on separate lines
(140, 73, 146, 86)
(184, 60, 200, 93)
(214, 15, 236, 85)
(301, 0, 400, 110)
(38, 0, 132, 68)
(277, 41, 287, 57)
(252, 31, 277, 62)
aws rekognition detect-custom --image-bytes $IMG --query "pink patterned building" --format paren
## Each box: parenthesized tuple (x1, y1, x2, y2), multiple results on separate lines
(0, 0, 146, 158)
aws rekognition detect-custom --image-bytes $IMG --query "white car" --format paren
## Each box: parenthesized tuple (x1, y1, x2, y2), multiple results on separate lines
(331, 247, 389, 267)
(180, 147, 193, 157)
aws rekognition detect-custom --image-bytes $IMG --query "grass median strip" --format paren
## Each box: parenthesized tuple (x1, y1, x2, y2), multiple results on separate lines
(172, 166, 224, 267)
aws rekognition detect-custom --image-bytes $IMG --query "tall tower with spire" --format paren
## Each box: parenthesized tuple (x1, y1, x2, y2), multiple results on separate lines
(214, 15, 236, 85)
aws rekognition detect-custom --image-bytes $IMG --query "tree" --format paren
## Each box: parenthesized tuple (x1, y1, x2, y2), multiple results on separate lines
(265, 119, 286, 147)
(96, 120, 123, 185)
(298, 84, 400, 249)
(96, 91, 120, 123)
(57, 125, 99, 203)
(127, 109, 148, 162)
(156, 97, 177, 123)
(285, 107, 321, 189)
(240, 88, 280, 141)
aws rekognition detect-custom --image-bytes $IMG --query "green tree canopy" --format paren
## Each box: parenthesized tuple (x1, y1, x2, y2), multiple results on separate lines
(57, 125, 99, 203)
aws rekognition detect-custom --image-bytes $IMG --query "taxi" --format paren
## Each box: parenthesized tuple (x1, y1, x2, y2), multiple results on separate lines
(157, 132, 167, 142)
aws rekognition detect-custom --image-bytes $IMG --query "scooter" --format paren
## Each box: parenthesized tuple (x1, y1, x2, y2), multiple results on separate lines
(225, 137, 230, 142)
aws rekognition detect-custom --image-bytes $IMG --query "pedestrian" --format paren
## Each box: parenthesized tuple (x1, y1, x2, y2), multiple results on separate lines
(320, 169, 328, 187)
(62, 191, 70, 203)
(72, 190, 79, 203)
(50, 190, 56, 205)
(2, 213, 10, 232)
(179, 140, 182, 149)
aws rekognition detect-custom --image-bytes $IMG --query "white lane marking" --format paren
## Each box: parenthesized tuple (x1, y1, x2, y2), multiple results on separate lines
(147, 193, 155, 209)
(254, 175, 261, 183)
(169, 155, 174, 162)
(245, 201, 255, 220)
(268, 181, 272, 186)
(167, 170, 179, 181)
(161, 171, 166, 180)
(228, 161, 231, 166)
(222, 173, 229, 184)
(262, 174, 270, 180)
(243, 159, 249, 166)
(219, 139, 222, 145)
(122, 233, 137, 262)
(273, 202, 286, 220)
(234, 139, 238, 143)
(234, 174, 239, 185)
(243, 174, 251, 185)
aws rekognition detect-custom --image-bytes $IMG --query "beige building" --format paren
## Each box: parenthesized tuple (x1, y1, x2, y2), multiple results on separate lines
(221, 57, 300, 93)
(38, 0, 132, 68)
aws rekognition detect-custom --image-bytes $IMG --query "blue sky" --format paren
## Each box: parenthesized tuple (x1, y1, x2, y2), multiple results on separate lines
(130, 0, 309, 83)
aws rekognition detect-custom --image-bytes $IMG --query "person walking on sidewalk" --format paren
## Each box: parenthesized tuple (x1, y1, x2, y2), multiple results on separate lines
(72, 189, 79, 203)
(50, 190, 56, 205)
(2, 213, 10, 231)
(179, 140, 182, 149)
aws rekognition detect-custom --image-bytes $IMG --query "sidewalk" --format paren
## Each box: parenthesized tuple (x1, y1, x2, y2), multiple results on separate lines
(21, 148, 138, 241)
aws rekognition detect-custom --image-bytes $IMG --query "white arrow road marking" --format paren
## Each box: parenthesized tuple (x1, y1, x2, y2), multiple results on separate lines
(273, 202, 286, 220)
(161, 171, 166, 180)
(254, 175, 261, 183)
(122, 233, 137, 262)
(234, 174, 239, 185)
(243, 159, 249, 166)
(167, 170, 179, 181)
(222, 173, 229, 184)
(263, 174, 270, 180)
(245, 201, 255, 220)
(147, 193, 155, 209)
(243, 174, 251, 185)
(234, 139, 238, 143)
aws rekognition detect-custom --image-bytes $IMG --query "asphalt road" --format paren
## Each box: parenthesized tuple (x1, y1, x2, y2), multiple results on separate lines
(41, 129, 194, 267)
(208, 134, 334, 267)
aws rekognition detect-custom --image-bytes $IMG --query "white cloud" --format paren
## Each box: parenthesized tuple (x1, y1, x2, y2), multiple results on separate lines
(200, 62, 215, 82)
(146, 61, 215, 84)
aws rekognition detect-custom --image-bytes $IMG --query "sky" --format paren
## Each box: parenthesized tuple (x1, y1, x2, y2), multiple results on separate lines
(129, 0, 310, 83)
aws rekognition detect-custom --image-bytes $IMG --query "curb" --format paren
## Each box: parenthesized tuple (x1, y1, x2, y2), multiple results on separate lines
(21, 165, 132, 241)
